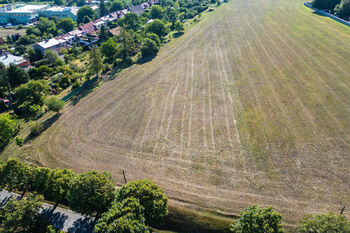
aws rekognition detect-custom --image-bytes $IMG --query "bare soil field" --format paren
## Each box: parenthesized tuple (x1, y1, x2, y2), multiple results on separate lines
(2, 0, 350, 227)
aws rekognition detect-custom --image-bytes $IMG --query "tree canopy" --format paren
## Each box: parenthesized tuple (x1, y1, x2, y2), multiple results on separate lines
(115, 179, 168, 227)
(89, 47, 105, 78)
(110, 0, 124, 12)
(335, 0, 350, 18)
(7, 63, 29, 89)
(57, 18, 75, 33)
(68, 171, 115, 215)
(150, 5, 163, 19)
(45, 96, 65, 113)
(145, 19, 169, 38)
(230, 205, 284, 233)
(95, 197, 149, 233)
(297, 212, 350, 233)
(0, 115, 17, 145)
(0, 159, 34, 192)
(77, 6, 95, 24)
(0, 193, 44, 233)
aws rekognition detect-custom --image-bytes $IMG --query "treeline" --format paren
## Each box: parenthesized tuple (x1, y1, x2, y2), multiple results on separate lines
(0, 159, 168, 233)
(230, 205, 350, 233)
(312, 0, 350, 20)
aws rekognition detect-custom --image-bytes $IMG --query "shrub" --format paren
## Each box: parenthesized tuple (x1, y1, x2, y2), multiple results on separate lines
(46, 96, 64, 113)
(297, 212, 350, 233)
(115, 179, 168, 227)
(15, 137, 24, 147)
(230, 205, 284, 233)
(72, 81, 81, 90)
(140, 38, 159, 58)
(30, 121, 44, 136)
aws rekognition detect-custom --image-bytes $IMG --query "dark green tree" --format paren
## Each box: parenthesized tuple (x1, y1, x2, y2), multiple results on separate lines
(145, 19, 169, 39)
(150, 5, 163, 19)
(57, 18, 75, 33)
(335, 0, 350, 18)
(110, 0, 124, 12)
(28, 47, 44, 63)
(297, 212, 350, 233)
(311, 0, 341, 10)
(230, 205, 284, 233)
(46, 168, 75, 204)
(100, 38, 119, 63)
(88, 46, 105, 78)
(1, 193, 44, 233)
(100, 0, 108, 16)
(99, 25, 110, 42)
(33, 167, 51, 195)
(115, 179, 168, 227)
(77, 6, 95, 24)
(0, 159, 35, 195)
(120, 12, 140, 31)
(68, 171, 115, 215)
(147, 33, 161, 47)
(140, 38, 159, 58)
(174, 20, 184, 33)
(7, 63, 29, 89)
(95, 197, 149, 233)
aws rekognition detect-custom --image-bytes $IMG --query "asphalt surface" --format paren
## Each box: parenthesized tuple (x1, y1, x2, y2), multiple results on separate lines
(0, 189, 96, 233)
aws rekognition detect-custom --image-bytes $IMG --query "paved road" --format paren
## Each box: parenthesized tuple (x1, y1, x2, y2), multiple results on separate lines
(0, 189, 96, 233)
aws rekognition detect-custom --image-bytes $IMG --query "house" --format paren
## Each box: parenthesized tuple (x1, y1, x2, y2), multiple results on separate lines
(0, 4, 49, 24)
(40, 6, 79, 21)
(33, 38, 62, 54)
(0, 54, 30, 67)
(109, 26, 121, 36)
(128, 5, 144, 16)
(78, 22, 97, 35)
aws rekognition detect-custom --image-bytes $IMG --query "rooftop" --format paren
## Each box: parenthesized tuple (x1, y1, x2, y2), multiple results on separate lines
(36, 38, 61, 49)
(0, 54, 27, 67)
(9, 4, 49, 13)
(43, 6, 79, 15)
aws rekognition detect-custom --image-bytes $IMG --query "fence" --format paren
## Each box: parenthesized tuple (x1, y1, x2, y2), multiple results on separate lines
(61, 76, 98, 102)
(304, 2, 350, 27)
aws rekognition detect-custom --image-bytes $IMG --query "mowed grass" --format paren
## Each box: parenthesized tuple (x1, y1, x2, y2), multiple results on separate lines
(0, 28, 26, 37)
(2, 0, 350, 229)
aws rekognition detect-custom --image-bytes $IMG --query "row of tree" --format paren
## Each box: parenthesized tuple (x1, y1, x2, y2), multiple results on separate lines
(312, 0, 350, 19)
(230, 205, 350, 233)
(0, 159, 168, 223)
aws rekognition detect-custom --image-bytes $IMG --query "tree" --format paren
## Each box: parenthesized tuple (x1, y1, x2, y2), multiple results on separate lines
(1, 193, 44, 233)
(7, 63, 29, 89)
(145, 19, 169, 39)
(140, 38, 159, 58)
(89, 47, 105, 78)
(95, 197, 149, 233)
(150, 5, 163, 19)
(68, 171, 115, 215)
(83, 15, 92, 24)
(334, 0, 350, 18)
(230, 205, 284, 233)
(0, 62, 10, 96)
(115, 179, 168, 227)
(174, 21, 184, 33)
(14, 80, 50, 118)
(100, 38, 119, 63)
(118, 28, 137, 61)
(99, 24, 110, 42)
(46, 96, 65, 113)
(28, 47, 44, 63)
(164, 7, 178, 28)
(120, 12, 140, 31)
(0, 159, 34, 194)
(44, 49, 61, 66)
(100, 0, 108, 17)
(297, 212, 350, 233)
(54, 0, 64, 5)
(0, 115, 17, 146)
(33, 167, 51, 195)
(46, 168, 75, 204)
(57, 18, 75, 33)
(311, 0, 341, 10)
(77, 6, 95, 24)
(147, 33, 161, 47)
(110, 0, 124, 12)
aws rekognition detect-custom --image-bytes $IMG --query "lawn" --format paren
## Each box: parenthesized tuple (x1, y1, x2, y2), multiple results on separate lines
(2, 0, 350, 230)
(0, 28, 26, 37)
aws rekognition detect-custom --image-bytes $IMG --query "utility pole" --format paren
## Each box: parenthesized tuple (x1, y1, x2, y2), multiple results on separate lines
(122, 170, 127, 184)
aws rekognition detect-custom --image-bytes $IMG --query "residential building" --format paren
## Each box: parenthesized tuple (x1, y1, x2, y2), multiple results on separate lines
(128, 5, 144, 16)
(109, 26, 121, 36)
(40, 6, 79, 21)
(0, 54, 30, 67)
(0, 4, 49, 24)
(33, 38, 62, 54)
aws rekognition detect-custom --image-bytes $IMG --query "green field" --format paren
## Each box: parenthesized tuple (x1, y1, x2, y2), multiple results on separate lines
(2, 0, 350, 229)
